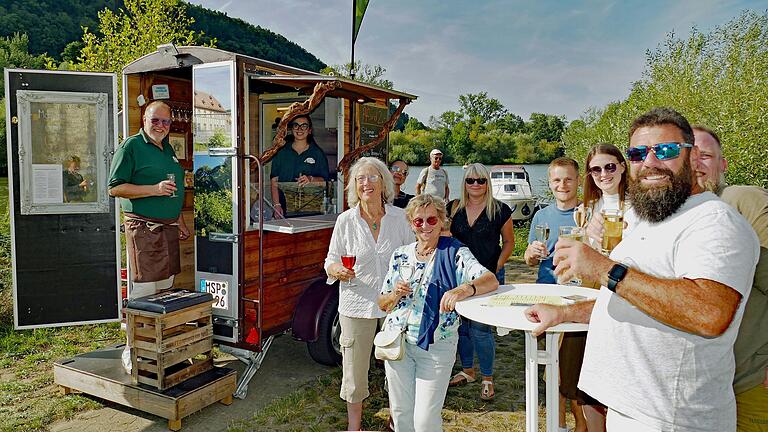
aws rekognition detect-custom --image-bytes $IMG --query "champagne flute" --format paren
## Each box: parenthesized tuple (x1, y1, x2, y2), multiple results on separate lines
(167, 173, 177, 198)
(601, 208, 624, 255)
(399, 262, 414, 283)
(341, 255, 357, 287)
(558, 226, 584, 286)
(534, 223, 550, 258)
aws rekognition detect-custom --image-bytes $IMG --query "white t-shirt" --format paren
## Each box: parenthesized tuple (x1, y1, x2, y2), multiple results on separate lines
(417, 166, 449, 199)
(579, 192, 759, 432)
(324, 204, 414, 318)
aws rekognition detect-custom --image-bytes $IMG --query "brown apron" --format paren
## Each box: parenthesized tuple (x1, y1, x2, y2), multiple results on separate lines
(124, 212, 181, 283)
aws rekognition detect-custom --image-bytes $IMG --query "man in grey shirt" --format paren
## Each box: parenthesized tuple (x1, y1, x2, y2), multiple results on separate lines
(416, 148, 449, 200)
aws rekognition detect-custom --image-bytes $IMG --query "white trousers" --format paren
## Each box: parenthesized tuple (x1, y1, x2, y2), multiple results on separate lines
(385, 334, 458, 432)
(606, 409, 663, 432)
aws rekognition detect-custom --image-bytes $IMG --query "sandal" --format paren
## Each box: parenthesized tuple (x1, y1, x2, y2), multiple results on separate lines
(480, 380, 495, 401)
(448, 371, 476, 387)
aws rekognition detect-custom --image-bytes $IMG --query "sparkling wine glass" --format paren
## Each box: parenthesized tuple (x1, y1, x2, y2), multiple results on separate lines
(167, 173, 177, 198)
(399, 262, 414, 283)
(341, 255, 357, 286)
(534, 223, 550, 258)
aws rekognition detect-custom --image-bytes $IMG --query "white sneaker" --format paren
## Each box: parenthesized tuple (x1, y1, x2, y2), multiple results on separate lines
(121, 346, 132, 374)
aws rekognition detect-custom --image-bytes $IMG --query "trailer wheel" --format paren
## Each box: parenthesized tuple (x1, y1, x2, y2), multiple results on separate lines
(307, 291, 342, 366)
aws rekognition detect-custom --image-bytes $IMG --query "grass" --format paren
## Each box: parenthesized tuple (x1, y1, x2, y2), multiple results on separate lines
(229, 257, 578, 432)
(0, 177, 123, 431)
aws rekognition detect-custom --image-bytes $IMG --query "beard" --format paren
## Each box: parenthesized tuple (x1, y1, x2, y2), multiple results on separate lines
(628, 161, 693, 223)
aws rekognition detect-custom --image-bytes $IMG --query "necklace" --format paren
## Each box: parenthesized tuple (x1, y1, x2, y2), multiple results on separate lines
(362, 207, 383, 231)
(416, 243, 436, 258)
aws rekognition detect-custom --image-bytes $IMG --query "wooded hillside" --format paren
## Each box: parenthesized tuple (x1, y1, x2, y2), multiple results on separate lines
(0, 0, 326, 71)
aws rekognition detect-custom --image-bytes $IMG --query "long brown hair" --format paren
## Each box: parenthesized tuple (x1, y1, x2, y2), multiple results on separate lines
(582, 144, 628, 208)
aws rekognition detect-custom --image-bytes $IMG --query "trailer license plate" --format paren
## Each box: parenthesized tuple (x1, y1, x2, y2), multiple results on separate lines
(201, 279, 228, 310)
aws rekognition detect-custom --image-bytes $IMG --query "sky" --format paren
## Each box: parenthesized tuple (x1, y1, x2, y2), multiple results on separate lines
(189, 0, 764, 123)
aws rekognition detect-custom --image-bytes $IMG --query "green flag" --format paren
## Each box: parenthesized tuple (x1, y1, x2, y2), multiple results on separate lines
(352, 0, 370, 43)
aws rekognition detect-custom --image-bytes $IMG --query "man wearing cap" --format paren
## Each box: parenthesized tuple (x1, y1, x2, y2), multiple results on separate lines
(416, 149, 449, 200)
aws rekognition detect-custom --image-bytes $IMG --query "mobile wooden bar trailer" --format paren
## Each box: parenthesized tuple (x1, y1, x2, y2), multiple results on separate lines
(4, 44, 416, 422)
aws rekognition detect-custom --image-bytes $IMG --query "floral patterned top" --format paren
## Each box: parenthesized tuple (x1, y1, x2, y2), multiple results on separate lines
(380, 242, 489, 345)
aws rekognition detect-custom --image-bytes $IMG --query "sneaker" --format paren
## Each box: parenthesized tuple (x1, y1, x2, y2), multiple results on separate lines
(121, 346, 132, 374)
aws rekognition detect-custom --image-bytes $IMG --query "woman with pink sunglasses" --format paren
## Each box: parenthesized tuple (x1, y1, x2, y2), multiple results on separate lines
(378, 193, 498, 431)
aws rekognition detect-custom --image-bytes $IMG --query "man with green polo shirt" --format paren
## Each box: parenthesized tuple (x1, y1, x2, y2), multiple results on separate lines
(109, 101, 189, 372)
(109, 100, 189, 290)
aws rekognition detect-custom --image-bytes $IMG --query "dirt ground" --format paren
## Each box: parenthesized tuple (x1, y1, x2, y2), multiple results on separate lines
(48, 258, 541, 432)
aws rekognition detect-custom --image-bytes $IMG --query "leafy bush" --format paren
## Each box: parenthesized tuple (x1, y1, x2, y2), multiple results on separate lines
(563, 11, 768, 188)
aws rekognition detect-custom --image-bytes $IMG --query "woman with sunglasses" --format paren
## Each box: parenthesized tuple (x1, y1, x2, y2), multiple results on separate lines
(582, 143, 638, 248)
(445, 163, 514, 401)
(379, 193, 498, 431)
(324, 157, 413, 431)
(269, 114, 330, 218)
(566, 143, 638, 432)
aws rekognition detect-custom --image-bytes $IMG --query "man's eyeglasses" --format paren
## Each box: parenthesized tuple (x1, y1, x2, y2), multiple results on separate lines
(390, 165, 408, 176)
(432, 156, 442, 160)
(355, 174, 381, 184)
(626, 143, 693, 162)
(589, 163, 618, 176)
(291, 123, 310, 131)
(149, 118, 172, 127)
(412, 216, 439, 227)
(465, 178, 487, 185)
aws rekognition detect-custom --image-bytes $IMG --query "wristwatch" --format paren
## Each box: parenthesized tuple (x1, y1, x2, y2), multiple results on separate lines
(607, 263, 629, 292)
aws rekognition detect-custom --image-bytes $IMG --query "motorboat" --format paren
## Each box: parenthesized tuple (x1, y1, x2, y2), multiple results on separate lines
(490, 165, 537, 221)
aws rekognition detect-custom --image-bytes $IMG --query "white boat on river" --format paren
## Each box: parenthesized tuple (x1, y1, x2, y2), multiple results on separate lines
(490, 165, 538, 221)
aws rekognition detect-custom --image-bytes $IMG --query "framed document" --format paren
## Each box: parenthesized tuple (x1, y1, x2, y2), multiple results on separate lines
(169, 133, 187, 160)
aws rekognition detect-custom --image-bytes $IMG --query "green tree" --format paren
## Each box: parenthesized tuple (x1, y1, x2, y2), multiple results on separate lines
(458, 92, 507, 124)
(563, 11, 768, 187)
(321, 61, 393, 89)
(75, 0, 213, 100)
(527, 112, 566, 142)
(0, 33, 54, 175)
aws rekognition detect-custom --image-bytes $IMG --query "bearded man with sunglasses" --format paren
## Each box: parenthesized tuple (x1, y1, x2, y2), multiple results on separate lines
(525, 107, 759, 432)
(109, 100, 190, 373)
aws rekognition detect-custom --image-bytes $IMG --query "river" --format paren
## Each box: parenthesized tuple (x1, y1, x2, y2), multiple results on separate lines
(402, 164, 550, 202)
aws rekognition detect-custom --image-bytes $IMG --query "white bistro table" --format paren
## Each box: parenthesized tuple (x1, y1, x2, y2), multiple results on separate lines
(455, 283, 598, 432)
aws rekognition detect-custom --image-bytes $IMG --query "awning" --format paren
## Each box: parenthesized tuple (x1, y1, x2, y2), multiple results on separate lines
(251, 74, 417, 104)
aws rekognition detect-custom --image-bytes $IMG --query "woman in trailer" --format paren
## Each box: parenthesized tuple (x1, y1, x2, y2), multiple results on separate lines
(63, 155, 88, 202)
(378, 194, 498, 432)
(446, 163, 514, 401)
(324, 157, 413, 431)
(269, 114, 330, 218)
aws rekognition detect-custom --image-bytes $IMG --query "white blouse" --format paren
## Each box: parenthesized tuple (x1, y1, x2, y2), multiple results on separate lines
(324, 204, 415, 318)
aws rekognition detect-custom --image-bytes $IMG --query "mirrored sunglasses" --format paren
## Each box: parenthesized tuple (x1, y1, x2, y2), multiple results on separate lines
(589, 163, 618, 176)
(465, 178, 487, 185)
(626, 142, 693, 162)
(355, 174, 381, 183)
(291, 123, 310, 131)
(412, 216, 439, 227)
(149, 117, 172, 126)
(390, 165, 408, 175)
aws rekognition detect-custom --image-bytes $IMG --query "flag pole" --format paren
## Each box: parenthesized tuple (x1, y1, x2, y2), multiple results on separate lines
(350, 0, 356, 80)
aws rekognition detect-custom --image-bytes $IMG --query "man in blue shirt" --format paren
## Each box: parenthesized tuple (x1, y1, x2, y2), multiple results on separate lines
(524, 156, 587, 432)
(525, 157, 580, 282)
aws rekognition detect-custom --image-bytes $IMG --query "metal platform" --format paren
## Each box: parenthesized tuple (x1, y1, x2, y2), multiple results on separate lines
(53, 344, 236, 431)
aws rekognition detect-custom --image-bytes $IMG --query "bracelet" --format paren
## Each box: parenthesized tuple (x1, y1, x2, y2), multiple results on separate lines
(274, 203, 282, 207)
(468, 282, 476, 296)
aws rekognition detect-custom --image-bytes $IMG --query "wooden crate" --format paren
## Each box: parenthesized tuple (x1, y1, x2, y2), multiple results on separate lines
(54, 345, 236, 432)
(127, 302, 214, 391)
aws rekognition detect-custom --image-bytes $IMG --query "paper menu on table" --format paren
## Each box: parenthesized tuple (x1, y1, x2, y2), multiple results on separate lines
(484, 294, 568, 307)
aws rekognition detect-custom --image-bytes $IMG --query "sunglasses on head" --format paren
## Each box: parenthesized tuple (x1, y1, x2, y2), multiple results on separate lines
(149, 117, 172, 126)
(589, 163, 618, 176)
(291, 123, 310, 131)
(412, 216, 439, 228)
(390, 165, 408, 175)
(465, 177, 487, 185)
(626, 142, 693, 162)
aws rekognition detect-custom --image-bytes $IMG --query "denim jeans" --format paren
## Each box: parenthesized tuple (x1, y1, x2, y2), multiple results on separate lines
(385, 334, 458, 432)
(456, 268, 502, 376)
